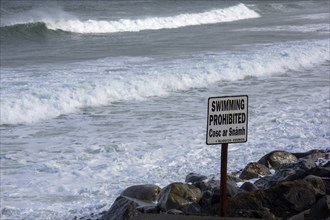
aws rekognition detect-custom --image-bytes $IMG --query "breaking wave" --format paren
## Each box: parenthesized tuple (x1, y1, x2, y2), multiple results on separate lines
(1, 3, 260, 35)
(0, 39, 329, 125)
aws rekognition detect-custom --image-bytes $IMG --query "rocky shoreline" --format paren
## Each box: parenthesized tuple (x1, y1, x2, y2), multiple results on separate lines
(79, 149, 330, 220)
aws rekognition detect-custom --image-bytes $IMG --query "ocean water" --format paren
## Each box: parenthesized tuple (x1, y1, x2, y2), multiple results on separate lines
(0, 0, 329, 219)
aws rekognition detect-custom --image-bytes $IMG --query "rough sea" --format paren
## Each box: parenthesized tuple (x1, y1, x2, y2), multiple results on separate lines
(0, 0, 329, 219)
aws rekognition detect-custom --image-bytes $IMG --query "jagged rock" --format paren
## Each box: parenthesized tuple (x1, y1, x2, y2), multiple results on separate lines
(230, 180, 318, 219)
(227, 178, 239, 197)
(228, 207, 277, 220)
(322, 177, 330, 194)
(199, 190, 213, 209)
(309, 195, 330, 219)
(308, 166, 330, 177)
(272, 166, 305, 182)
(185, 173, 209, 191)
(239, 162, 270, 180)
(323, 161, 330, 167)
(120, 184, 161, 202)
(157, 182, 202, 211)
(303, 175, 326, 197)
(261, 180, 317, 218)
(208, 179, 239, 206)
(205, 178, 220, 191)
(240, 182, 258, 192)
(136, 205, 160, 214)
(293, 149, 326, 159)
(100, 196, 141, 220)
(181, 203, 201, 215)
(254, 175, 277, 189)
(228, 191, 275, 219)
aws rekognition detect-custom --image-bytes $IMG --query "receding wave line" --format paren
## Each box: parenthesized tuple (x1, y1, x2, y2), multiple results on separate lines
(45, 3, 259, 33)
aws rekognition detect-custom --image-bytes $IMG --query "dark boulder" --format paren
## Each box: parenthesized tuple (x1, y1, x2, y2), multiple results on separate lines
(199, 190, 213, 209)
(309, 195, 330, 220)
(185, 173, 209, 192)
(185, 173, 208, 184)
(230, 180, 318, 219)
(240, 182, 258, 192)
(322, 177, 330, 194)
(292, 149, 326, 159)
(262, 180, 317, 218)
(157, 182, 202, 211)
(100, 196, 141, 220)
(308, 166, 330, 177)
(303, 175, 326, 198)
(254, 175, 278, 189)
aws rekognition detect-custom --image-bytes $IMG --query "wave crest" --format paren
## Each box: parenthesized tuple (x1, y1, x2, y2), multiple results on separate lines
(45, 3, 259, 33)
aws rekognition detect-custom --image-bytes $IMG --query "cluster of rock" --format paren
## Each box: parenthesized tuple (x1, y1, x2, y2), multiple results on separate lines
(96, 149, 329, 220)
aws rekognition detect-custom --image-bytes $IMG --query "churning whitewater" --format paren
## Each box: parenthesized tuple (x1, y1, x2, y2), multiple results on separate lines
(1, 39, 328, 125)
(1, 0, 329, 219)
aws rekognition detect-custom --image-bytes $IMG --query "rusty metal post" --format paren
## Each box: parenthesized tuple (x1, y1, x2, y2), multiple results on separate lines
(220, 143, 228, 217)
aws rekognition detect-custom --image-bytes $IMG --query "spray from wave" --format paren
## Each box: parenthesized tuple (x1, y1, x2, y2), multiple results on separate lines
(0, 39, 329, 125)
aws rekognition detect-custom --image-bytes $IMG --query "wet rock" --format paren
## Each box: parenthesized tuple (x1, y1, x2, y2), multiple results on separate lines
(308, 166, 330, 177)
(258, 150, 298, 170)
(100, 196, 141, 220)
(322, 177, 330, 194)
(293, 149, 326, 159)
(303, 175, 326, 197)
(228, 206, 277, 220)
(309, 195, 330, 219)
(272, 166, 305, 182)
(120, 184, 161, 202)
(185, 173, 208, 184)
(207, 179, 239, 206)
(239, 162, 270, 180)
(240, 182, 258, 192)
(323, 161, 330, 167)
(181, 203, 201, 215)
(199, 190, 213, 209)
(263, 180, 317, 218)
(230, 180, 318, 219)
(254, 175, 277, 189)
(185, 173, 209, 192)
(157, 182, 202, 211)
(227, 178, 239, 197)
(136, 205, 160, 214)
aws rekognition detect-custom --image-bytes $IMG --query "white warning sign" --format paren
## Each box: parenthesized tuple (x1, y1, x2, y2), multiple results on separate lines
(206, 95, 248, 145)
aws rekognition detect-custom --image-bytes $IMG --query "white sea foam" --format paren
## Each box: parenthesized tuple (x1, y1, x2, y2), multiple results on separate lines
(1, 39, 329, 125)
(44, 3, 260, 33)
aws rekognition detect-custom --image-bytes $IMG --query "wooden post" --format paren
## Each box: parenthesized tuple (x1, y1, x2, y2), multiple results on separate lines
(220, 143, 228, 217)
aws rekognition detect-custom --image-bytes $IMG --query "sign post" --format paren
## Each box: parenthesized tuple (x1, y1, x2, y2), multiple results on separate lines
(206, 95, 248, 217)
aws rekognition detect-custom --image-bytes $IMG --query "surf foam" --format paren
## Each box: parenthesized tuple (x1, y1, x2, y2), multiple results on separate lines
(0, 39, 329, 125)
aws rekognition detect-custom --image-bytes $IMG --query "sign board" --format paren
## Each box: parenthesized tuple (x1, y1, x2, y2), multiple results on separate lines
(206, 95, 248, 144)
